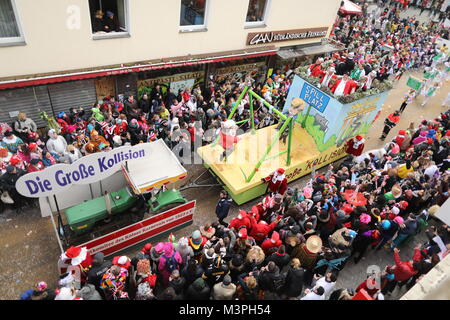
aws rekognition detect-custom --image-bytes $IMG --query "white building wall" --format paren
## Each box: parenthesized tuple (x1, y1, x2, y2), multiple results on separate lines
(0, 0, 342, 77)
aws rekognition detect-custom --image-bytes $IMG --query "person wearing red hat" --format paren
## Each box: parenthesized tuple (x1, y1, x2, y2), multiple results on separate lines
(345, 135, 365, 156)
(141, 243, 152, 259)
(261, 231, 282, 254)
(112, 255, 131, 272)
(9, 154, 25, 170)
(234, 227, 256, 256)
(249, 217, 280, 243)
(261, 168, 288, 195)
(59, 246, 93, 285)
(228, 210, 252, 231)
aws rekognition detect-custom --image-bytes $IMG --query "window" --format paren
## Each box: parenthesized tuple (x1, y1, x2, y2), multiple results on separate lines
(245, 0, 270, 28)
(0, 0, 25, 46)
(89, 0, 130, 39)
(180, 0, 208, 32)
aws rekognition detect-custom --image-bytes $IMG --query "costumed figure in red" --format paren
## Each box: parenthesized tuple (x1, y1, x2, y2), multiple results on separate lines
(331, 73, 358, 97)
(346, 135, 365, 156)
(261, 231, 283, 254)
(229, 210, 253, 231)
(307, 58, 325, 78)
(219, 119, 239, 162)
(58, 246, 93, 288)
(249, 218, 280, 243)
(319, 66, 337, 89)
(262, 168, 288, 195)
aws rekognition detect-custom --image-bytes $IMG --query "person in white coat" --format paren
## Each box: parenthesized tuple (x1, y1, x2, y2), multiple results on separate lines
(46, 129, 67, 155)
(313, 272, 337, 298)
(300, 286, 325, 300)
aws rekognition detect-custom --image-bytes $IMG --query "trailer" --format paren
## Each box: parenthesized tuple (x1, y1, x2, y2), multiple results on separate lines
(16, 140, 196, 258)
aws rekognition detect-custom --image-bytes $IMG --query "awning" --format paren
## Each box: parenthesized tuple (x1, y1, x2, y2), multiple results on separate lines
(0, 47, 277, 90)
(277, 42, 344, 60)
(339, 0, 362, 15)
(122, 139, 187, 194)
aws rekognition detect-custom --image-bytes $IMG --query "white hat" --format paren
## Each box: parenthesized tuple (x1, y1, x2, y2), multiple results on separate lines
(118, 256, 128, 265)
(55, 287, 77, 300)
(113, 135, 122, 145)
(391, 206, 400, 215)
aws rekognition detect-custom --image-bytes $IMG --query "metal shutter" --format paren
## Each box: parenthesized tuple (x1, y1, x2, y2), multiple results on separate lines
(47, 79, 97, 117)
(0, 86, 52, 128)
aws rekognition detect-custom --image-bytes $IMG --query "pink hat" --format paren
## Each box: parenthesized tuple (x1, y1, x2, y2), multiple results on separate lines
(394, 216, 404, 225)
(36, 281, 47, 292)
(302, 187, 313, 199)
(359, 213, 371, 224)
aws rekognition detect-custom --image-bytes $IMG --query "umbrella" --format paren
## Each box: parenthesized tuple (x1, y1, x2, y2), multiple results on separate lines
(344, 189, 367, 207)
(339, 0, 362, 15)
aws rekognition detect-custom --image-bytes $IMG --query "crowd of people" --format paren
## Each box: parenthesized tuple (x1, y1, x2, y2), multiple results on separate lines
(3, 0, 449, 300)
(304, 0, 449, 100)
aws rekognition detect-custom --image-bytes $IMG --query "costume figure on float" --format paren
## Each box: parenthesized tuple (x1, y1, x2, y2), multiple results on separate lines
(331, 73, 358, 96)
(307, 58, 325, 77)
(278, 98, 306, 144)
(319, 66, 337, 89)
(219, 119, 239, 162)
(362, 71, 377, 91)
(346, 135, 366, 156)
(261, 168, 288, 195)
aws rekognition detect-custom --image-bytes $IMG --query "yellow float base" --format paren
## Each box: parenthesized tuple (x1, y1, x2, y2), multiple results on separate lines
(197, 124, 347, 204)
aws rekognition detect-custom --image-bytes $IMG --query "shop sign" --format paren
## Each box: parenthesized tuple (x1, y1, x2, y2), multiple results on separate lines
(247, 27, 328, 46)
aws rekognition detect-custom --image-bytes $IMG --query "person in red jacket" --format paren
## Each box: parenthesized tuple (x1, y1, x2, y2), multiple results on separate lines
(228, 210, 253, 232)
(385, 246, 422, 294)
(219, 119, 240, 162)
(380, 110, 400, 141)
(114, 118, 128, 136)
(27, 158, 44, 173)
(261, 168, 288, 195)
(319, 66, 337, 89)
(331, 73, 358, 96)
(307, 58, 325, 78)
(249, 217, 280, 243)
(261, 231, 282, 254)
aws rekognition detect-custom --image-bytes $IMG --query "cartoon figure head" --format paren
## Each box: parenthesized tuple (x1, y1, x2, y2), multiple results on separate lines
(288, 98, 306, 117)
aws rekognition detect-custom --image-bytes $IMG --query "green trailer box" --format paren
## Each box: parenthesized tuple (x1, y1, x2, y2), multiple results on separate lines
(65, 187, 137, 234)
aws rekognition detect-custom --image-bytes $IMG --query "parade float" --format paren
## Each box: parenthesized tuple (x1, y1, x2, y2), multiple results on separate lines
(16, 139, 195, 258)
(197, 73, 391, 204)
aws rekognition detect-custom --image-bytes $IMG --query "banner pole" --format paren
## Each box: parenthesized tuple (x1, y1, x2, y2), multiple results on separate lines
(48, 196, 64, 254)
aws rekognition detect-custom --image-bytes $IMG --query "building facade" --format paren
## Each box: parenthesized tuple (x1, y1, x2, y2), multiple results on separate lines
(0, 0, 342, 127)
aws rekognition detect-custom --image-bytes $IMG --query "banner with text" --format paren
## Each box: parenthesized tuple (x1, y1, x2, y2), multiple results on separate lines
(16, 143, 155, 198)
(80, 200, 196, 257)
